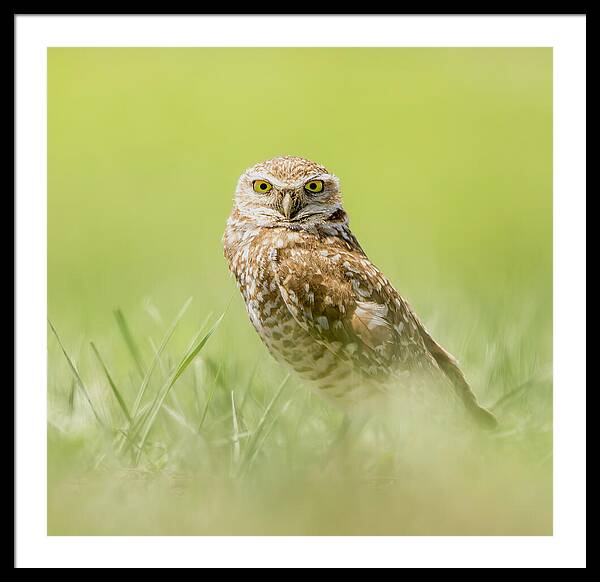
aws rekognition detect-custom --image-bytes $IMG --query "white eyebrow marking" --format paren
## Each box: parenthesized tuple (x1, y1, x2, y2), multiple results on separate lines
(245, 172, 285, 188)
(245, 172, 336, 189)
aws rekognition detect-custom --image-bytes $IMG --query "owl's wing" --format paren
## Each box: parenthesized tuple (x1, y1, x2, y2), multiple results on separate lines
(273, 242, 497, 428)
(272, 244, 436, 380)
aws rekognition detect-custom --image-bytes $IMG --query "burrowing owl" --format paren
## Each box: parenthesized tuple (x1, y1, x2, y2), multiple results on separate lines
(223, 156, 497, 428)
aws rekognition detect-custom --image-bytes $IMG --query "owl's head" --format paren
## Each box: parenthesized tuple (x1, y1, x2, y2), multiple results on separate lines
(232, 156, 344, 227)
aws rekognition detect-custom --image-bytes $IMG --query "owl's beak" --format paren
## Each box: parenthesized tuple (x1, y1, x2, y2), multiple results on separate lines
(281, 192, 295, 220)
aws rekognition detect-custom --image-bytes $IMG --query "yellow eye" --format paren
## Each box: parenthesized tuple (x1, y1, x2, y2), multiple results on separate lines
(304, 180, 324, 193)
(253, 180, 273, 194)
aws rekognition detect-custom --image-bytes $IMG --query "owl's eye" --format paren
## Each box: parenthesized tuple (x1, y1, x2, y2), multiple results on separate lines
(304, 180, 324, 193)
(253, 180, 273, 194)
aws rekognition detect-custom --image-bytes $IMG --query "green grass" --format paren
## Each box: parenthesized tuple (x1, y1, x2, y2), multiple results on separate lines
(47, 289, 552, 535)
(48, 47, 552, 535)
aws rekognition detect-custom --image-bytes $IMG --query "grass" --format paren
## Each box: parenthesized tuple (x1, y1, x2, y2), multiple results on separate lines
(47, 47, 552, 535)
(47, 287, 552, 535)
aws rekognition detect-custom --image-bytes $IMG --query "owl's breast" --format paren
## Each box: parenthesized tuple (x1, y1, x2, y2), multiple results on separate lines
(226, 228, 286, 327)
(225, 226, 379, 403)
(230, 230, 303, 346)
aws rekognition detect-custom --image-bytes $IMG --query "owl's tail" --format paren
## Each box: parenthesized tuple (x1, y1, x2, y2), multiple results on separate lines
(433, 352, 498, 430)
(418, 327, 498, 430)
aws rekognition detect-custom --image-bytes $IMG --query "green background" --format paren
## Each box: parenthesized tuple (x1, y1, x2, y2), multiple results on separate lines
(48, 48, 552, 535)
(49, 48, 551, 333)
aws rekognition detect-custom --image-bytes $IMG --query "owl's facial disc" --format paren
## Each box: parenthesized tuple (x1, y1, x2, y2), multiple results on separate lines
(234, 157, 344, 226)
(239, 173, 340, 220)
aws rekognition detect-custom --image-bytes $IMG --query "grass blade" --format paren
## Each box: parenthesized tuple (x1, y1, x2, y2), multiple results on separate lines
(491, 368, 552, 412)
(48, 320, 105, 427)
(239, 361, 259, 414)
(246, 398, 292, 472)
(90, 342, 131, 422)
(115, 429, 144, 452)
(129, 297, 193, 420)
(238, 373, 290, 476)
(172, 315, 224, 385)
(162, 404, 197, 434)
(116, 402, 151, 456)
(113, 308, 146, 379)
(230, 391, 241, 472)
(134, 313, 225, 464)
(198, 361, 223, 430)
(67, 379, 75, 413)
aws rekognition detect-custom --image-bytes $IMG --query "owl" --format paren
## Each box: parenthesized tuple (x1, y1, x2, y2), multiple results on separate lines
(223, 156, 497, 428)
